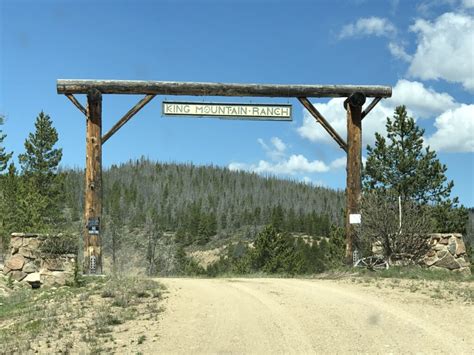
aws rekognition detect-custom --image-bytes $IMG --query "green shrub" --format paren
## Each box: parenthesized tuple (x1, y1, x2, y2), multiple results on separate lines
(40, 234, 78, 255)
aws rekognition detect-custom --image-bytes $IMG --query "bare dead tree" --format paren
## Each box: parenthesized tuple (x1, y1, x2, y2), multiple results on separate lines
(360, 192, 432, 263)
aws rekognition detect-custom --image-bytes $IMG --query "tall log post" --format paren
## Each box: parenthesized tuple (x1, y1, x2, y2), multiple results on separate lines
(84, 89, 103, 274)
(345, 94, 364, 265)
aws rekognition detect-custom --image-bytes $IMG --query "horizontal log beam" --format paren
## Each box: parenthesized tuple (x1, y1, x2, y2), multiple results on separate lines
(57, 79, 392, 98)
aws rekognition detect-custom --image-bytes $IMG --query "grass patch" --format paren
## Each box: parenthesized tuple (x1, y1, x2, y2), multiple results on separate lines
(137, 334, 146, 344)
(350, 266, 473, 282)
(0, 288, 33, 319)
(0, 275, 164, 354)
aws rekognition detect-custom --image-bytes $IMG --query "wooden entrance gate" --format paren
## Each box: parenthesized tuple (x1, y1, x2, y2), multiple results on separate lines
(57, 79, 392, 274)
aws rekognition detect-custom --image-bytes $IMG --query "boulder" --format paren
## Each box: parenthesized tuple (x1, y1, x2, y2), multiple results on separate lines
(10, 237, 23, 249)
(433, 252, 461, 270)
(426, 250, 436, 258)
(23, 238, 40, 250)
(19, 247, 37, 259)
(2, 265, 11, 275)
(455, 239, 466, 256)
(436, 250, 449, 259)
(41, 271, 73, 287)
(447, 239, 457, 255)
(10, 270, 27, 281)
(424, 254, 439, 266)
(42, 258, 65, 271)
(439, 237, 450, 245)
(23, 262, 37, 273)
(24, 272, 42, 288)
(5, 254, 26, 270)
(456, 257, 471, 268)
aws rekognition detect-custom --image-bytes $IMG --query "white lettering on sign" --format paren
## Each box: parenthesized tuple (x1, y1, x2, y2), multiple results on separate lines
(162, 101, 292, 121)
(349, 214, 361, 224)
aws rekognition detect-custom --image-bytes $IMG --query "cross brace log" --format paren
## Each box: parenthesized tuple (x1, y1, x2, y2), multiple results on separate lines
(57, 79, 392, 98)
(102, 94, 156, 144)
(361, 97, 382, 120)
(298, 97, 348, 152)
(65, 94, 87, 116)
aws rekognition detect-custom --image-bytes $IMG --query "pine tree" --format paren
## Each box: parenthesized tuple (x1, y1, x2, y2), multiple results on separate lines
(364, 106, 453, 204)
(18, 111, 63, 231)
(0, 115, 12, 173)
(2, 163, 20, 231)
(0, 116, 14, 255)
(363, 105, 466, 241)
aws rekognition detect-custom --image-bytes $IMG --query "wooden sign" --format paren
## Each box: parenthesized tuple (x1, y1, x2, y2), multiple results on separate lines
(162, 101, 292, 121)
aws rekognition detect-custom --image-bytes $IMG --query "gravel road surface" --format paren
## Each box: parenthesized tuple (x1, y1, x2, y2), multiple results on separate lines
(147, 278, 473, 354)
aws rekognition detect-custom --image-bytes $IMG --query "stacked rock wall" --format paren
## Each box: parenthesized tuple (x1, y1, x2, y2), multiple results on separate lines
(2, 233, 76, 288)
(423, 233, 470, 273)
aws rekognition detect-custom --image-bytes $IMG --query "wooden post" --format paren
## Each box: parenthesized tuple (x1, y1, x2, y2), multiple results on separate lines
(345, 93, 364, 265)
(84, 89, 103, 274)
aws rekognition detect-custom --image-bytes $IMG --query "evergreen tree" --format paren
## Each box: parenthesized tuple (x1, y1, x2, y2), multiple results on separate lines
(0, 116, 14, 255)
(364, 106, 453, 204)
(251, 225, 302, 274)
(270, 205, 284, 232)
(1, 164, 20, 233)
(0, 115, 12, 173)
(363, 105, 466, 238)
(18, 111, 63, 231)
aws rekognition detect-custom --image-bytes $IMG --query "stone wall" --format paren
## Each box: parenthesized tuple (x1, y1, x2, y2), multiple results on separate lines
(1, 233, 76, 288)
(423, 233, 470, 273)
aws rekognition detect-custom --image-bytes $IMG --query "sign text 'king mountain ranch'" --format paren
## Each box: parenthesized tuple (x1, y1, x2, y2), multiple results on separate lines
(162, 101, 292, 121)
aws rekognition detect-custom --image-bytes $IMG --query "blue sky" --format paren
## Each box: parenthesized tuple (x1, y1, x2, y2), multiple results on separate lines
(1, 0, 473, 205)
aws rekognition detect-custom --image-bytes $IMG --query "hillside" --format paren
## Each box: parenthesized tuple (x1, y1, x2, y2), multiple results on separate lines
(60, 159, 345, 273)
(63, 158, 345, 239)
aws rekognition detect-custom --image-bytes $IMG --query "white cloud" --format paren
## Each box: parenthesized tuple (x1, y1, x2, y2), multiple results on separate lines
(297, 97, 393, 147)
(228, 155, 348, 176)
(271, 137, 286, 153)
(330, 156, 347, 169)
(387, 79, 458, 118)
(408, 12, 474, 91)
(258, 136, 287, 160)
(388, 42, 412, 62)
(257, 138, 269, 151)
(462, 0, 474, 8)
(416, 0, 459, 16)
(228, 162, 248, 171)
(297, 80, 461, 149)
(301, 176, 326, 187)
(425, 104, 474, 152)
(339, 17, 397, 39)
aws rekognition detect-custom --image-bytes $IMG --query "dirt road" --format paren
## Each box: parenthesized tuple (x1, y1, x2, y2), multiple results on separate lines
(145, 278, 472, 354)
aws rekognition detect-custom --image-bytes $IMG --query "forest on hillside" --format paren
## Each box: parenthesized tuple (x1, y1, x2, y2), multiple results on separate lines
(63, 158, 345, 243)
(58, 159, 346, 274)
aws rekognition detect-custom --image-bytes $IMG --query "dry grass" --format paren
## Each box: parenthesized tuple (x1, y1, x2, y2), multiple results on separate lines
(0, 275, 165, 354)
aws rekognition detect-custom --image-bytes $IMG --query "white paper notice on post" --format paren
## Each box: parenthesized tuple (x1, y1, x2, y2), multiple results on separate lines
(349, 214, 361, 224)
